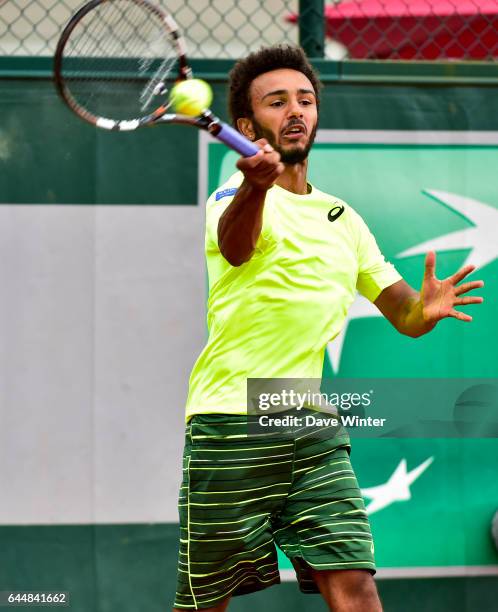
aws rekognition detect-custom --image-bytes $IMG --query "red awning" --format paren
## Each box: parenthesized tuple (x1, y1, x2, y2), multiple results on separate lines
(287, 1, 498, 59)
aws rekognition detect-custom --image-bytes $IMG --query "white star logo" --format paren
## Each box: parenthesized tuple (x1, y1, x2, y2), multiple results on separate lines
(399, 190, 498, 269)
(361, 457, 434, 515)
(327, 190, 497, 373)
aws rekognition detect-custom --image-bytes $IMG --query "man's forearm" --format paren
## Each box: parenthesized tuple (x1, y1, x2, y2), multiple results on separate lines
(217, 180, 267, 266)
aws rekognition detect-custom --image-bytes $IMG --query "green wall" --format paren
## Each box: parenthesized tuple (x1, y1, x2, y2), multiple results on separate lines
(2, 525, 497, 611)
(1, 59, 498, 205)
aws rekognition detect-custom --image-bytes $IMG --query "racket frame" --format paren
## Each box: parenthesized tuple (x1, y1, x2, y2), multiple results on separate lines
(53, 0, 191, 129)
(53, 0, 259, 156)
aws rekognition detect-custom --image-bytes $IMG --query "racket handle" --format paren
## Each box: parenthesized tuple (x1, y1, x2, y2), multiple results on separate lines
(213, 123, 260, 157)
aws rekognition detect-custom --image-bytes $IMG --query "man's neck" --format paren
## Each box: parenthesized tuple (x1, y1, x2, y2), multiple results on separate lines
(275, 159, 309, 195)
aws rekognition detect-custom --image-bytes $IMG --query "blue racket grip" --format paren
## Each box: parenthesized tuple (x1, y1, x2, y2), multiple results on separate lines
(215, 123, 260, 157)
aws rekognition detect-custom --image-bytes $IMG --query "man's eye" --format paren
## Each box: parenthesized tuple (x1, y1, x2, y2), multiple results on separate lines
(270, 100, 284, 107)
(300, 99, 313, 105)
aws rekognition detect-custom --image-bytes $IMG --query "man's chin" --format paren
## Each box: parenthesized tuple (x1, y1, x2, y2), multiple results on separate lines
(278, 143, 310, 164)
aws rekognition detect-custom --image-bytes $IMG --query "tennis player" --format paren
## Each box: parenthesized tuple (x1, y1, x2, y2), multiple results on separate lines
(173, 45, 484, 611)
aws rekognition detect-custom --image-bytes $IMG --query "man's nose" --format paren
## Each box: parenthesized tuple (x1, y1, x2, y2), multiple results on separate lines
(287, 98, 303, 117)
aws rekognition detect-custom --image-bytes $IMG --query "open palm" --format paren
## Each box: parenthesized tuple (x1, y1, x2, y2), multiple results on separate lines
(421, 251, 484, 324)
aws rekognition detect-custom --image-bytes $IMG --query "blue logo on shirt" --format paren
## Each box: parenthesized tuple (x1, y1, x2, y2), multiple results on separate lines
(215, 187, 238, 201)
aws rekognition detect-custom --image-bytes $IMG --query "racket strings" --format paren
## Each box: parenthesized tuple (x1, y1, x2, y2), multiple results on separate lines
(60, 0, 180, 121)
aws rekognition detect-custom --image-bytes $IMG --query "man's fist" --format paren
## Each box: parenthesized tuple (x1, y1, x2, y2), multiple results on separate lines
(236, 139, 284, 191)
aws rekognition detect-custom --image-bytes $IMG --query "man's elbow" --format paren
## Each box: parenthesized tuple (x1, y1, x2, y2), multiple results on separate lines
(219, 242, 253, 267)
(223, 253, 248, 267)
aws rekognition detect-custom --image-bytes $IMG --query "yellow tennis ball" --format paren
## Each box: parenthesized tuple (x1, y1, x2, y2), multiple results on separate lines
(170, 79, 213, 116)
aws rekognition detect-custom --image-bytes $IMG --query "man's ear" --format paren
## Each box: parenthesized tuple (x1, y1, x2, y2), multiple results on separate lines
(237, 118, 255, 140)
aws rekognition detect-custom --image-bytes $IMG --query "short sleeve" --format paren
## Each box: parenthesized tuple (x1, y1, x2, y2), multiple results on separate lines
(205, 174, 243, 254)
(353, 211, 402, 302)
(205, 171, 275, 257)
(204, 172, 277, 291)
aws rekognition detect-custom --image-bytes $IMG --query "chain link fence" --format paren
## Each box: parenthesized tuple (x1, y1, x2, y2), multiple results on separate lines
(0, 0, 297, 57)
(1, 0, 497, 61)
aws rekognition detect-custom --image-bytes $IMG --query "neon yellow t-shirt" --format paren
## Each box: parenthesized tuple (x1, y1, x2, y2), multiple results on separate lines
(185, 172, 401, 422)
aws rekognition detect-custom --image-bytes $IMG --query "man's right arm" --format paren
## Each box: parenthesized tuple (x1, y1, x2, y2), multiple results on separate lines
(217, 140, 283, 267)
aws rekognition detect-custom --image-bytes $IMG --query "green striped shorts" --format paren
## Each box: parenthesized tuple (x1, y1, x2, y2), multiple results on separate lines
(174, 411, 375, 610)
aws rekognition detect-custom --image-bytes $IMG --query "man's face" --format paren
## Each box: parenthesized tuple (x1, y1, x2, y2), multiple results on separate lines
(244, 68, 318, 164)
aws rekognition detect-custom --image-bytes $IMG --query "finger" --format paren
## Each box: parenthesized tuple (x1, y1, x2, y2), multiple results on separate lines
(237, 139, 271, 163)
(257, 149, 280, 163)
(454, 280, 485, 296)
(424, 251, 436, 279)
(250, 156, 281, 177)
(454, 296, 484, 306)
(237, 148, 264, 163)
(258, 154, 281, 172)
(253, 156, 282, 176)
(245, 164, 283, 187)
(449, 264, 476, 285)
(253, 138, 278, 155)
(267, 165, 285, 183)
(449, 309, 472, 322)
(236, 149, 265, 170)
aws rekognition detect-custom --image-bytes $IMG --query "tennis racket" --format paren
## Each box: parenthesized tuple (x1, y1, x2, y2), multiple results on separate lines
(53, 0, 258, 157)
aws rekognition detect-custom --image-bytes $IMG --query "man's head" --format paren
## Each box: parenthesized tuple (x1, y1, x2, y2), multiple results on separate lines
(228, 45, 321, 165)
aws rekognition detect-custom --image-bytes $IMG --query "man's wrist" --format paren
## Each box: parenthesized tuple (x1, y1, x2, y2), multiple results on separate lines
(402, 296, 436, 337)
(240, 177, 269, 198)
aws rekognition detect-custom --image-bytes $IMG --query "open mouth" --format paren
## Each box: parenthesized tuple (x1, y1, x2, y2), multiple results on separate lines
(282, 124, 307, 140)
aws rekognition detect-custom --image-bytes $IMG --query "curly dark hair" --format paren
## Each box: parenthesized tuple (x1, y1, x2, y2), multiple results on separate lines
(228, 45, 322, 126)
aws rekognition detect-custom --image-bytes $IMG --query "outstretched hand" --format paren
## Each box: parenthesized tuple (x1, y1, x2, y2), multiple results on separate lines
(421, 251, 484, 324)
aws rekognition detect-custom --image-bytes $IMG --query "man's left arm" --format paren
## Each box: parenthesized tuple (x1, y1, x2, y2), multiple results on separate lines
(374, 251, 484, 338)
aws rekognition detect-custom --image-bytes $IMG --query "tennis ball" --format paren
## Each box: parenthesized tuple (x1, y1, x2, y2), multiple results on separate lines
(169, 79, 213, 116)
